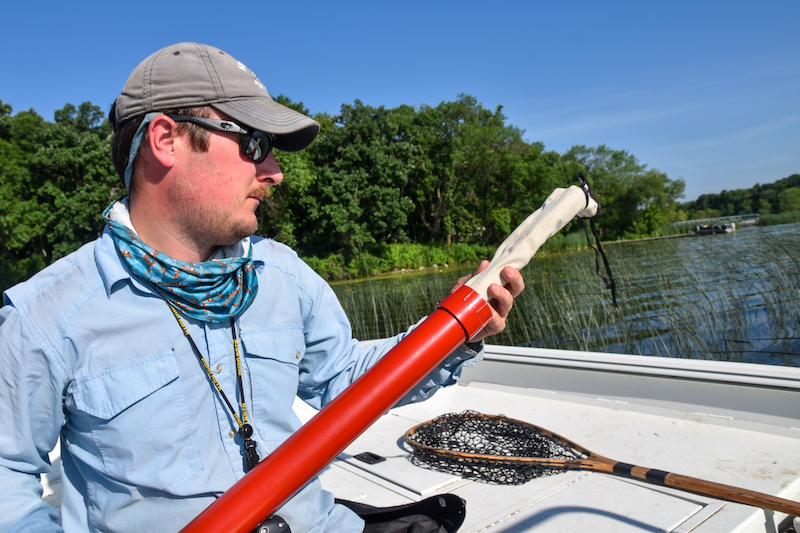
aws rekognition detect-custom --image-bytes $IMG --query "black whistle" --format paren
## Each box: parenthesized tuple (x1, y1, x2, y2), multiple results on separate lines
(244, 438, 260, 472)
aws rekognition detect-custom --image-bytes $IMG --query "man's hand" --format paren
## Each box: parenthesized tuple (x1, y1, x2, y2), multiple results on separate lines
(458, 260, 525, 343)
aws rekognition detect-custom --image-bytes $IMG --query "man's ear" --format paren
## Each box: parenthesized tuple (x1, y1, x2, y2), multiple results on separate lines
(146, 115, 179, 169)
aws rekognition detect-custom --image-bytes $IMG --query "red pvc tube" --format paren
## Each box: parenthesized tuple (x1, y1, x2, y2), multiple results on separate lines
(180, 284, 492, 533)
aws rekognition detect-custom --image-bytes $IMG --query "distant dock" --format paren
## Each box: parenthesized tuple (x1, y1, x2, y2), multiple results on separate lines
(672, 213, 760, 228)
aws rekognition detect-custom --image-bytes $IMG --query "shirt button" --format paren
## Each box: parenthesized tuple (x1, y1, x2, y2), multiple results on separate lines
(216, 364, 222, 373)
(228, 429, 236, 438)
(295, 350, 300, 359)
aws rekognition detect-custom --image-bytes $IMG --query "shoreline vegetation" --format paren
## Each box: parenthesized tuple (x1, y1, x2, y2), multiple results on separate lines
(318, 209, 800, 281)
(1, 96, 798, 291)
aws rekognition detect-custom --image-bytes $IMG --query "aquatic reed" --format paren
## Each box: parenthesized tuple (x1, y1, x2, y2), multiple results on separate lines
(331, 224, 800, 367)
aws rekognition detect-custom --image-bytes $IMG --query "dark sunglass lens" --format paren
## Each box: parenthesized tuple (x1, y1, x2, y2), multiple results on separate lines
(242, 131, 272, 163)
(243, 136, 262, 162)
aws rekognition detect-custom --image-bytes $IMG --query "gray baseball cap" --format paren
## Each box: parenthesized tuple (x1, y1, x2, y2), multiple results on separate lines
(112, 42, 319, 152)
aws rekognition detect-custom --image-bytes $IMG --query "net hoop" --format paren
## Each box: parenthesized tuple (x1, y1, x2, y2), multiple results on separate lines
(404, 411, 586, 485)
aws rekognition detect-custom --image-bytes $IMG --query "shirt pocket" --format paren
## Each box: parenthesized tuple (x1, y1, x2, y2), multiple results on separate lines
(241, 328, 305, 442)
(68, 352, 201, 493)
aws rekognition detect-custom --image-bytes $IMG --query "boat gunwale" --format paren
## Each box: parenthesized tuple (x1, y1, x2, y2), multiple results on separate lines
(480, 345, 800, 390)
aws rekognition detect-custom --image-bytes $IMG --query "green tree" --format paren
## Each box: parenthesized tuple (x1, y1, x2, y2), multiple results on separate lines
(402, 95, 561, 246)
(562, 145, 684, 239)
(258, 95, 320, 249)
(0, 102, 44, 288)
(295, 100, 415, 262)
(0, 101, 117, 291)
(778, 187, 800, 212)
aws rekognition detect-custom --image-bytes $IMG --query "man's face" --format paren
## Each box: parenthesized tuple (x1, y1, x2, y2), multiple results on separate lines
(170, 110, 284, 249)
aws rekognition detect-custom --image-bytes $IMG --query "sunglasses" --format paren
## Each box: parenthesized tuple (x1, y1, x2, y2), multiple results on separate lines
(167, 115, 274, 163)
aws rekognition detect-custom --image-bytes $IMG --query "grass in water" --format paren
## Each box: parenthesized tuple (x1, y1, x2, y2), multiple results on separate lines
(331, 224, 800, 367)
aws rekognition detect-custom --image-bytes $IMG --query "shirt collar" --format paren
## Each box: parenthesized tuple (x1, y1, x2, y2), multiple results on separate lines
(95, 227, 141, 297)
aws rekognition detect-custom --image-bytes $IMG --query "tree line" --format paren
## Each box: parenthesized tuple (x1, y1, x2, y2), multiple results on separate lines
(679, 174, 800, 220)
(262, 95, 688, 276)
(4, 92, 781, 291)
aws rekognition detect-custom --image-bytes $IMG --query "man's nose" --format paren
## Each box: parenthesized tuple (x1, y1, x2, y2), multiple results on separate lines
(257, 152, 284, 185)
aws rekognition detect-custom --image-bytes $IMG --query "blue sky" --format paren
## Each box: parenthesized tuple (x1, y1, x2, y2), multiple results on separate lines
(2, 0, 798, 202)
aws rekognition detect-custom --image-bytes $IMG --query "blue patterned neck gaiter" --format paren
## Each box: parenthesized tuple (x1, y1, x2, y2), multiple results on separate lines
(103, 200, 258, 322)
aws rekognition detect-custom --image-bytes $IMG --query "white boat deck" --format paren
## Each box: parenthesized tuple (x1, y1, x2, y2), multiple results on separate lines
(42, 346, 800, 532)
(301, 346, 800, 533)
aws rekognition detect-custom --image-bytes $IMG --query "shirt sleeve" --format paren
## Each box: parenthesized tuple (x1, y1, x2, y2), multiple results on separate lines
(396, 338, 484, 406)
(292, 264, 483, 409)
(0, 303, 65, 533)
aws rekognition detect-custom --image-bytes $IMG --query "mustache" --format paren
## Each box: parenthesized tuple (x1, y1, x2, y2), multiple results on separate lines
(248, 184, 272, 199)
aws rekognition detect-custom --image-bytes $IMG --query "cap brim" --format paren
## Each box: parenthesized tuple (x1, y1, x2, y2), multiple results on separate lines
(214, 98, 320, 152)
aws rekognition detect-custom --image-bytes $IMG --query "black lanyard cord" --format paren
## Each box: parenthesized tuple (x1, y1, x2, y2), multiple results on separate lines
(168, 303, 260, 470)
(577, 173, 618, 308)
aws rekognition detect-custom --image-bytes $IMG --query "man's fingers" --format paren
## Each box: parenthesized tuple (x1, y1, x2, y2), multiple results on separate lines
(487, 267, 524, 318)
(457, 263, 525, 342)
(501, 265, 525, 298)
(487, 283, 514, 318)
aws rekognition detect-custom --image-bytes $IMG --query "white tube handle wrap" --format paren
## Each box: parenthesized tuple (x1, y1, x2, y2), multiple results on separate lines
(465, 185, 599, 302)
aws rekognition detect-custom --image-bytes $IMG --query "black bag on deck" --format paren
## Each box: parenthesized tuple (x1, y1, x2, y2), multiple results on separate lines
(336, 494, 466, 533)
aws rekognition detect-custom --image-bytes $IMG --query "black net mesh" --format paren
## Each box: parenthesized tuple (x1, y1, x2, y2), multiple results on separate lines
(405, 411, 586, 485)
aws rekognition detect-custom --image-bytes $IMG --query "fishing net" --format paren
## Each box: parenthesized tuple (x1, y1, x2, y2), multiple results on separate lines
(404, 411, 586, 485)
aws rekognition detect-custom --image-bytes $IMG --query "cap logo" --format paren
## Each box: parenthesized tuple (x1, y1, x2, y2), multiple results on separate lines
(236, 59, 266, 91)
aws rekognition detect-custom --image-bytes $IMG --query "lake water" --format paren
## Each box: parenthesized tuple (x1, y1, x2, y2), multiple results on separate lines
(332, 223, 800, 367)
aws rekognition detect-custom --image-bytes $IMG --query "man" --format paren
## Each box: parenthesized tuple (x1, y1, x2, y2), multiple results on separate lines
(0, 42, 523, 533)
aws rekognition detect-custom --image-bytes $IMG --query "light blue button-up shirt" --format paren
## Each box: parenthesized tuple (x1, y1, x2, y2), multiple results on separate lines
(0, 229, 482, 533)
